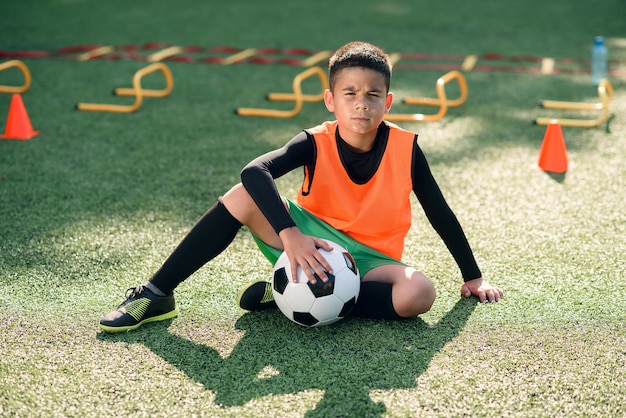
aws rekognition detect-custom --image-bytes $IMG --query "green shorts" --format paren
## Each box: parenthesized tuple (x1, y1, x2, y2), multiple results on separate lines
(253, 198, 407, 277)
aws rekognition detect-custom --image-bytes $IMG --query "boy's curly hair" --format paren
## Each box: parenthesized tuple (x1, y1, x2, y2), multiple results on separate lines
(328, 41, 392, 92)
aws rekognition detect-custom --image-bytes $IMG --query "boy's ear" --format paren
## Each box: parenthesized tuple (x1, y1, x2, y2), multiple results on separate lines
(385, 92, 394, 113)
(323, 89, 334, 112)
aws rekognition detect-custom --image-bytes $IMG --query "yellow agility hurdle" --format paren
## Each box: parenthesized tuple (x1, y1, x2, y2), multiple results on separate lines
(0, 60, 32, 94)
(534, 79, 613, 128)
(385, 70, 468, 123)
(76, 63, 173, 113)
(266, 66, 328, 103)
(77, 46, 114, 62)
(236, 66, 328, 118)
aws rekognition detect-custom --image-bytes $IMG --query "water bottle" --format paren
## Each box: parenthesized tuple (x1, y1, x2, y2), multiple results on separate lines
(591, 36, 608, 86)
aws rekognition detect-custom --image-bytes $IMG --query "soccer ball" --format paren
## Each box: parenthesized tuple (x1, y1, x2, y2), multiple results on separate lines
(272, 240, 360, 327)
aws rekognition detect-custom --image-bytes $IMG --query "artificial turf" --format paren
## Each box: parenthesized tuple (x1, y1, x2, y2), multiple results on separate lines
(1, 0, 625, 416)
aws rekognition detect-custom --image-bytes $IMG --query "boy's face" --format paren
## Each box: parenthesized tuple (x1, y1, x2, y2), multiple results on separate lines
(324, 67, 393, 143)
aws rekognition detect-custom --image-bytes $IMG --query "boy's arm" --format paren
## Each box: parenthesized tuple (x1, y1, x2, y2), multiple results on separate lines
(411, 142, 481, 280)
(240, 132, 333, 283)
(411, 142, 502, 302)
(240, 131, 312, 233)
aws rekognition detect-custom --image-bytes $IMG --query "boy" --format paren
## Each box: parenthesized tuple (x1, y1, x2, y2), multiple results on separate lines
(100, 41, 503, 333)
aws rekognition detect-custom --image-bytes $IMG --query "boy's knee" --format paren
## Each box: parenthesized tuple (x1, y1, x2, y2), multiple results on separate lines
(221, 184, 257, 222)
(394, 273, 436, 318)
(415, 277, 436, 314)
(221, 183, 282, 247)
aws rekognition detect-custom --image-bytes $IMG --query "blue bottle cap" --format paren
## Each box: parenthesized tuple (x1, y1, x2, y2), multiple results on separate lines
(594, 36, 605, 46)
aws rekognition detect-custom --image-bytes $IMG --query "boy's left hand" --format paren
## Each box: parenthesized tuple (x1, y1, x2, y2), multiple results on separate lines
(460, 277, 503, 303)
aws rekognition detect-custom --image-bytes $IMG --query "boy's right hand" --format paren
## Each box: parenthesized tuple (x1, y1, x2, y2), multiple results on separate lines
(278, 227, 334, 285)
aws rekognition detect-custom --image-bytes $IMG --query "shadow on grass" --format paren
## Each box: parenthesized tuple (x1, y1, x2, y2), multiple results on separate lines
(544, 171, 567, 183)
(98, 297, 477, 417)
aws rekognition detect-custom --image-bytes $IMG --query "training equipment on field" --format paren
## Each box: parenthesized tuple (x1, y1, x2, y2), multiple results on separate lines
(0, 60, 31, 94)
(385, 70, 468, 123)
(235, 66, 328, 118)
(0, 94, 39, 140)
(236, 67, 467, 122)
(534, 79, 613, 128)
(537, 120, 568, 174)
(4, 43, 626, 76)
(272, 240, 360, 327)
(76, 62, 173, 113)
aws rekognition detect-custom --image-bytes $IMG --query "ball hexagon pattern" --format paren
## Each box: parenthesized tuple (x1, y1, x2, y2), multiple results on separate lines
(272, 240, 360, 327)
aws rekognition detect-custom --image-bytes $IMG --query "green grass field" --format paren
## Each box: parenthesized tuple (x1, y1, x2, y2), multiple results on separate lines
(1, 0, 625, 416)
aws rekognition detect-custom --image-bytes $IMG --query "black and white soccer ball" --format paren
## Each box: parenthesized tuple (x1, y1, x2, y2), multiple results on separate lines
(272, 240, 360, 327)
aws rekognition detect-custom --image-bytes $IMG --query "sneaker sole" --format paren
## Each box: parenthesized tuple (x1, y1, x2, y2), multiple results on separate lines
(99, 307, 179, 333)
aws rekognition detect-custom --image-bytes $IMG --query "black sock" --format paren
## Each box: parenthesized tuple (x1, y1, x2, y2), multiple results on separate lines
(348, 281, 403, 320)
(149, 200, 242, 294)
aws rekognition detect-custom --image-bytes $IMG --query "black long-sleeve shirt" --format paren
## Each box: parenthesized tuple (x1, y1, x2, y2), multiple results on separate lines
(241, 123, 481, 281)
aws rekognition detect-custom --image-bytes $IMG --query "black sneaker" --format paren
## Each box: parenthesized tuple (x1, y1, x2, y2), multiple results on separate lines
(237, 280, 277, 311)
(99, 286, 178, 333)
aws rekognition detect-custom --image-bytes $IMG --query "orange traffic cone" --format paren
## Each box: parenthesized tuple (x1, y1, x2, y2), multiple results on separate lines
(538, 120, 568, 173)
(0, 94, 39, 140)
